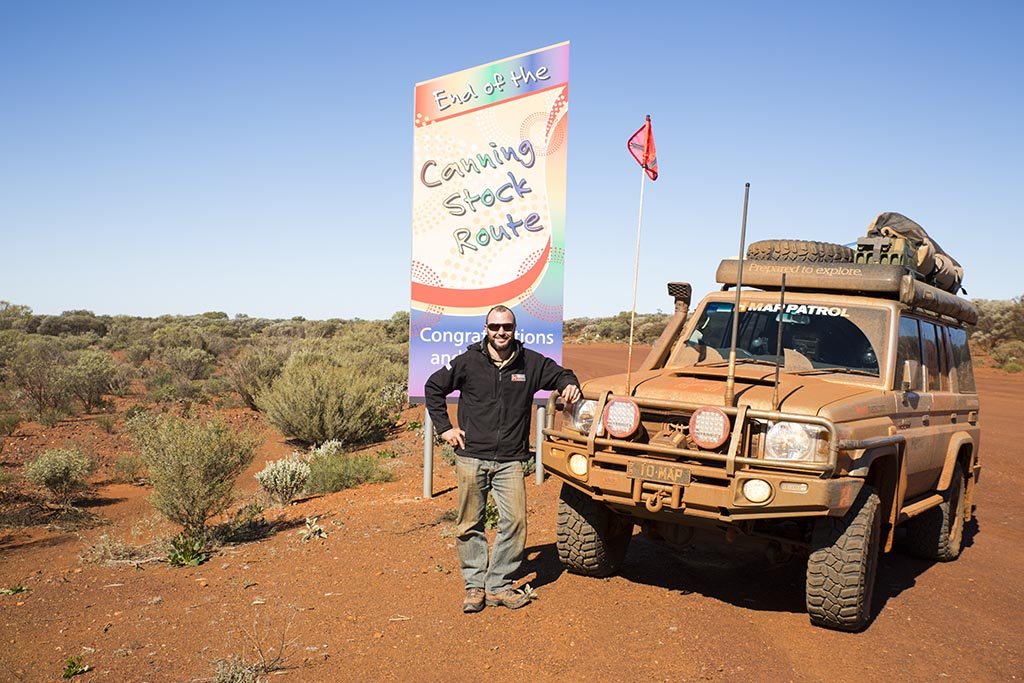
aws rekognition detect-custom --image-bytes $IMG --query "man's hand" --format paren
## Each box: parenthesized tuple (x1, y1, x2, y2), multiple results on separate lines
(560, 384, 581, 405)
(441, 427, 465, 450)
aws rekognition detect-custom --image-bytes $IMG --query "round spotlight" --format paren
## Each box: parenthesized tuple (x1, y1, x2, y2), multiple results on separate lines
(689, 407, 731, 449)
(742, 478, 773, 504)
(568, 453, 589, 477)
(603, 398, 640, 438)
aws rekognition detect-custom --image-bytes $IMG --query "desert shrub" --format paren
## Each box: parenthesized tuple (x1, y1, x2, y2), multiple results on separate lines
(127, 413, 259, 535)
(1004, 362, 1023, 374)
(152, 322, 206, 350)
(96, 415, 116, 433)
(6, 336, 71, 412)
(108, 364, 135, 397)
(65, 350, 117, 412)
(161, 347, 215, 381)
(203, 376, 234, 399)
(228, 343, 290, 411)
(0, 329, 26, 369)
(58, 331, 101, 351)
(971, 297, 1024, 351)
(113, 452, 145, 483)
(124, 404, 149, 421)
(126, 343, 153, 366)
(24, 447, 94, 506)
(566, 312, 670, 344)
(438, 444, 457, 466)
(37, 409, 69, 427)
(0, 413, 19, 436)
(305, 442, 394, 493)
(256, 343, 404, 446)
(992, 340, 1024, 368)
(35, 309, 107, 337)
(0, 301, 34, 332)
(255, 457, 310, 505)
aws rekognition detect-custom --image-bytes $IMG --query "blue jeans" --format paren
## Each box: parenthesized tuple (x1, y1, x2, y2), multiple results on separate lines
(455, 455, 527, 593)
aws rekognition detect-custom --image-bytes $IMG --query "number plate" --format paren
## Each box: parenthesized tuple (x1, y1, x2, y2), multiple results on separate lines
(627, 461, 691, 486)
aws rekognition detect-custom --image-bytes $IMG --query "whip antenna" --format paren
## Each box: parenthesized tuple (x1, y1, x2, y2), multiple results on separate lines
(724, 183, 750, 407)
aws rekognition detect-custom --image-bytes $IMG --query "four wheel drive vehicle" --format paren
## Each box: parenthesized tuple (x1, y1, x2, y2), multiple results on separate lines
(541, 231, 981, 631)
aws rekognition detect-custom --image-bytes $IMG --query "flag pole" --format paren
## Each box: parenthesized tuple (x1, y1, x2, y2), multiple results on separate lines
(625, 166, 646, 395)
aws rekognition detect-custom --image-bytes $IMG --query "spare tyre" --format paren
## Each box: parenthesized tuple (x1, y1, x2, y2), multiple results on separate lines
(747, 240, 855, 263)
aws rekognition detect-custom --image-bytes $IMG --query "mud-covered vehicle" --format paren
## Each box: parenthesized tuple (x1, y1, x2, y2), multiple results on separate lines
(542, 213, 980, 631)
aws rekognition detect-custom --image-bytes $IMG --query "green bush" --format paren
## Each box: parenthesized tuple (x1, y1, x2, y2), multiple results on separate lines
(7, 336, 71, 413)
(161, 347, 215, 381)
(228, 343, 290, 411)
(255, 457, 310, 505)
(65, 349, 117, 412)
(305, 441, 394, 493)
(992, 340, 1024, 368)
(256, 343, 404, 446)
(126, 343, 153, 366)
(127, 413, 259, 535)
(1004, 362, 1023, 374)
(0, 413, 19, 437)
(23, 448, 94, 506)
(107, 363, 135, 396)
(113, 452, 145, 483)
(96, 415, 116, 434)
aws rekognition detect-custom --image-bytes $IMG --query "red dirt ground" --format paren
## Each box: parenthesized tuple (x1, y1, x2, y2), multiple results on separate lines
(1, 343, 1021, 681)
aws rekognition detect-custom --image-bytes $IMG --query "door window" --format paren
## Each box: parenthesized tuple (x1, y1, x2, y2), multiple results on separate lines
(895, 317, 922, 391)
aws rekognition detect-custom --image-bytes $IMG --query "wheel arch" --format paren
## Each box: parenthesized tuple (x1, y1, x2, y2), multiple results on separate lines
(861, 447, 902, 553)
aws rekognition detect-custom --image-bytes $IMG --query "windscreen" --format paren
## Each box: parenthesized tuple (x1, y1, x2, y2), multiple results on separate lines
(669, 300, 889, 378)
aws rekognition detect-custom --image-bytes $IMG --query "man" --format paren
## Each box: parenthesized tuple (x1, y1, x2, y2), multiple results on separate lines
(425, 305, 581, 613)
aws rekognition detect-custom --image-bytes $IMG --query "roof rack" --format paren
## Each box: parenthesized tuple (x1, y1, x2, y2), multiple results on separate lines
(715, 259, 978, 325)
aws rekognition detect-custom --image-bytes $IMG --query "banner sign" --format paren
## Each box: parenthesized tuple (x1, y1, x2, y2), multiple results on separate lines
(409, 42, 570, 402)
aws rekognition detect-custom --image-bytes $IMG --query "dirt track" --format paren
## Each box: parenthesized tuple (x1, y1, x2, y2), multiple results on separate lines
(1, 344, 1022, 681)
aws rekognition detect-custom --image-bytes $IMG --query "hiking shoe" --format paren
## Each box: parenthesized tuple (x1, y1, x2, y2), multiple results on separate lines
(463, 587, 485, 613)
(485, 588, 532, 610)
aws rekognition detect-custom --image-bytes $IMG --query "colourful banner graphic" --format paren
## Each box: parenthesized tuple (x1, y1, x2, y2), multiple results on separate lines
(409, 42, 569, 402)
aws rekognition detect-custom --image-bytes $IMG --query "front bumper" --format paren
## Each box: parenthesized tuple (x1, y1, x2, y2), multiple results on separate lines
(543, 393, 866, 523)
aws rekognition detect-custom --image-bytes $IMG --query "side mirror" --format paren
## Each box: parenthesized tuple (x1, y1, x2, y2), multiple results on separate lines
(901, 360, 914, 392)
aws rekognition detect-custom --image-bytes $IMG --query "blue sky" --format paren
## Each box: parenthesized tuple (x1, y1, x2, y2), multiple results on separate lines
(1, 1, 1021, 319)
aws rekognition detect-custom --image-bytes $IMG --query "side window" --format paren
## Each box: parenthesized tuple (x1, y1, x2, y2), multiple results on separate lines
(921, 321, 942, 389)
(894, 317, 922, 391)
(920, 321, 942, 391)
(947, 327, 976, 393)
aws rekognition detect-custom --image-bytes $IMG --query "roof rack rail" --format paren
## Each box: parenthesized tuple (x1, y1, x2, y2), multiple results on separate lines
(715, 259, 978, 325)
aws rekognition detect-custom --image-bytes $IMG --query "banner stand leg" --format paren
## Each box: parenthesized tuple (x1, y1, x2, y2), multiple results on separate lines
(423, 411, 433, 500)
(534, 406, 545, 486)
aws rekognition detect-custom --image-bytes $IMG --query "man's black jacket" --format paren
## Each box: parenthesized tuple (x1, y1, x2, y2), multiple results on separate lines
(424, 340, 579, 462)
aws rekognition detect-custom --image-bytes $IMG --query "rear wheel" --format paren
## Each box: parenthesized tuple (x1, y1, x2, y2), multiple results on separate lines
(556, 483, 633, 577)
(905, 462, 966, 561)
(747, 239, 855, 263)
(806, 485, 881, 631)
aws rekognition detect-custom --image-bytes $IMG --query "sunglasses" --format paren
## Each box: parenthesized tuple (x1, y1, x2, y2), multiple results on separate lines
(486, 323, 515, 332)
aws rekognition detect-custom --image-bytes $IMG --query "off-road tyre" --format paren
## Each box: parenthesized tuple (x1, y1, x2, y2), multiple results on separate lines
(747, 239, 855, 263)
(556, 483, 633, 577)
(806, 485, 881, 631)
(904, 462, 966, 562)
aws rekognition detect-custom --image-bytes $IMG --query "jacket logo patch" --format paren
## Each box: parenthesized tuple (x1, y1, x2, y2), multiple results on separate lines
(511, 373, 526, 382)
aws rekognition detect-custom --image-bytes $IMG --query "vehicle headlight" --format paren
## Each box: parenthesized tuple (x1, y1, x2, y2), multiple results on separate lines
(765, 422, 829, 462)
(567, 399, 603, 435)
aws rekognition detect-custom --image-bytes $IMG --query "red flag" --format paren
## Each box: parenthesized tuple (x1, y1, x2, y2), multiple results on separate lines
(627, 115, 658, 180)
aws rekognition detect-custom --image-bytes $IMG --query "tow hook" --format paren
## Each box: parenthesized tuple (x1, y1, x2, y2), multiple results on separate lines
(645, 490, 667, 513)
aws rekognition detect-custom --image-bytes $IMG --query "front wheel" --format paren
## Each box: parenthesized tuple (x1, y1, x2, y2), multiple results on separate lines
(806, 485, 881, 631)
(556, 483, 633, 577)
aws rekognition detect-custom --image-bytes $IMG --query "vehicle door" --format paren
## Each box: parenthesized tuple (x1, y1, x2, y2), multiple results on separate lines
(893, 316, 938, 497)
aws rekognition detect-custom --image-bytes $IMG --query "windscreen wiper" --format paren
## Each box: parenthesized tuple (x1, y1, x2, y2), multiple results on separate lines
(695, 358, 781, 368)
(791, 367, 879, 377)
